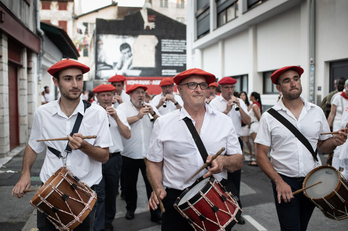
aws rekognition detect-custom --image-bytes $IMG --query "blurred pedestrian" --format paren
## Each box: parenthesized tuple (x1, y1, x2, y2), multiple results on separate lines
(41, 86, 54, 105)
(248, 91, 262, 166)
(239, 91, 253, 160)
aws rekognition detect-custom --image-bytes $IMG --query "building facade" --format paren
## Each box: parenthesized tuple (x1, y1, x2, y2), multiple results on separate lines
(186, 0, 348, 108)
(0, 0, 41, 156)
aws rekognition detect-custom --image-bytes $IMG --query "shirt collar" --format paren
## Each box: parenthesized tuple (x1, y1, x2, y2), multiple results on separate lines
(179, 104, 216, 121)
(273, 96, 313, 111)
(52, 97, 85, 118)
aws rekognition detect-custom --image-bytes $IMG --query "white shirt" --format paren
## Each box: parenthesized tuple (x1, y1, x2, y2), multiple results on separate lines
(209, 95, 248, 137)
(28, 98, 113, 187)
(255, 97, 332, 178)
(100, 104, 131, 153)
(117, 101, 160, 159)
(146, 105, 242, 190)
(114, 90, 130, 108)
(331, 94, 348, 131)
(150, 93, 183, 115)
(41, 93, 54, 103)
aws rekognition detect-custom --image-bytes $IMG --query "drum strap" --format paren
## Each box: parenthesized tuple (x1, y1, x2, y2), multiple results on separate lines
(267, 108, 318, 162)
(183, 117, 210, 168)
(47, 100, 91, 159)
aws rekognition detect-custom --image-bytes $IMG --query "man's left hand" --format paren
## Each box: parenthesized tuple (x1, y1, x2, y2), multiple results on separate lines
(333, 128, 348, 146)
(67, 133, 85, 150)
(203, 155, 223, 178)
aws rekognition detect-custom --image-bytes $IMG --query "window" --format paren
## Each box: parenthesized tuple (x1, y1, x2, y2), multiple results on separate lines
(176, 0, 185, 8)
(58, 2, 67, 10)
(83, 22, 95, 35)
(263, 71, 279, 94)
(160, 0, 168, 8)
(217, 0, 238, 27)
(196, 0, 210, 39)
(41, 1, 51, 10)
(230, 74, 248, 94)
(248, 0, 267, 10)
(176, 17, 185, 23)
(58, 21, 67, 32)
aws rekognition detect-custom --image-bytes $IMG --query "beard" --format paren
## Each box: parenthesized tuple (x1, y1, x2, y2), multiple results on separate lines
(60, 89, 81, 101)
(283, 87, 302, 100)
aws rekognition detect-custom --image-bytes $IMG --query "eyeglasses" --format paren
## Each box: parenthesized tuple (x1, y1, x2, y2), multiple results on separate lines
(180, 82, 209, 90)
(134, 90, 145, 95)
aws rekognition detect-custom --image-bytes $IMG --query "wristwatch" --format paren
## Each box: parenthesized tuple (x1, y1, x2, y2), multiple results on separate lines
(174, 102, 179, 106)
(151, 111, 156, 116)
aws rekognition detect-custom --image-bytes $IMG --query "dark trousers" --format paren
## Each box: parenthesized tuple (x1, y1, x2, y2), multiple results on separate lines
(227, 137, 243, 208)
(93, 153, 122, 231)
(271, 175, 315, 231)
(37, 186, 96, 231)
(121, 156, 160, 215)
(162, 188, 194, 231)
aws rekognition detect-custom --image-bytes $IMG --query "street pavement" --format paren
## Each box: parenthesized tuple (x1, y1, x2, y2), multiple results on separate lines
(1, 147, 348, 231)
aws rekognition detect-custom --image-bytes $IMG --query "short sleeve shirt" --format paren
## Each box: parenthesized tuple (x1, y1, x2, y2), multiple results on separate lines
(255, 97, 332, 177)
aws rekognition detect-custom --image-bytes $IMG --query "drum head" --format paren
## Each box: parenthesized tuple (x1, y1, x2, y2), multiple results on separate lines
(178, 177, 211, 206)
(304, 166, 339, 199)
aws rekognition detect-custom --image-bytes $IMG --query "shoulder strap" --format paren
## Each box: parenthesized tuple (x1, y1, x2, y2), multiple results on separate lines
(183, 117, 209, 163)
(267, 108, 318, 161)
(64, 100, 91, 152)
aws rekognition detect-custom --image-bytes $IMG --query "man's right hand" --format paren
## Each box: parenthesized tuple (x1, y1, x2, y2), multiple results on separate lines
(147, 188, 167, 211)
(138, 106, 150, 119)
(12, 173, 31, 198)
(275, 180, 293, 204)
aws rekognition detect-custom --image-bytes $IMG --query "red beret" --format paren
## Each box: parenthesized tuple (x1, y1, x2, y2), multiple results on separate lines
(126, 84, 148, 94)
(209, 82, 218, 87)
(108, 75, 126, 83)
(218, 77, 237, 85)
(47, 58, 90, 76)
(159, 78, 174, 87)
(93, 84, 116, 93)
(271, 66, 304, 84)
(173, 68, 216, 85)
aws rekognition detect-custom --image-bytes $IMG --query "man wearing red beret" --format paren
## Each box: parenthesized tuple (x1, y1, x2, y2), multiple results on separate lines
(12, 59, 113, 231)
(117, 84, 162, 222)
(146, 68, 243, 230)
(92, 84, 131, 231)
(205, 82, 218, 104)
(108, 74, 130, 107)
(255, 66, 348, 230)
(209, 76, 251, 224)
(151, 77, 183, 115)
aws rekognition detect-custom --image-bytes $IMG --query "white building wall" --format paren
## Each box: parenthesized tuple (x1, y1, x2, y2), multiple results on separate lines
(256, 7, 301, 72)
(224, 29, 249, 76)
(315, 0, 348, 98)
(187, 0, 348, 106)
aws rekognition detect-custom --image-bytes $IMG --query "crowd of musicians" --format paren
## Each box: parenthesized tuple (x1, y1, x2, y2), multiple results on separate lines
(11, 59, 348, 231)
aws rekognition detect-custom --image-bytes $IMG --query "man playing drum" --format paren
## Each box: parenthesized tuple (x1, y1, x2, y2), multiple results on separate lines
(146, 68, 243, 230)
(12, 59, 113, 231)
(255, 66, 348, 230)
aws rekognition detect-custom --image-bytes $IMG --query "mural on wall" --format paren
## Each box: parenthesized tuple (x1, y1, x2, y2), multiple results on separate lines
(94, 8, 186, 80)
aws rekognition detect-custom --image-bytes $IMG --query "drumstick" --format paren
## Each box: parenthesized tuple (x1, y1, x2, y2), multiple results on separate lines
(292, 181, 322, 195)
(144, 158, 165, 213)
(185, 147, 225, 184)
(320, 131, 339, 135)
(36, 135, 97, 142)
(23, 188, 39, 193)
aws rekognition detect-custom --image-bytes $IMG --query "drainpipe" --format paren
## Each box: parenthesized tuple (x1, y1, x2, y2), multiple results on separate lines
(36, 0, 45, 82)
(308, 0, 315, 104)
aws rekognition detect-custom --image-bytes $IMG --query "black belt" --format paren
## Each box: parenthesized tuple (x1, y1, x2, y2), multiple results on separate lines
(109, 152, 121, 158)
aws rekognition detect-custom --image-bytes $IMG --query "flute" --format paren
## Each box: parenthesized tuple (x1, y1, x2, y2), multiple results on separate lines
(231, 95, 239, 111)
(141, 102, 154, 122)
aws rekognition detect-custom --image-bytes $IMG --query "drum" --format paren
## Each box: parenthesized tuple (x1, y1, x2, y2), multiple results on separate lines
(303, 165, 348, 220)
(30, 167, 97, 230)
(174, 176, 241, 231)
